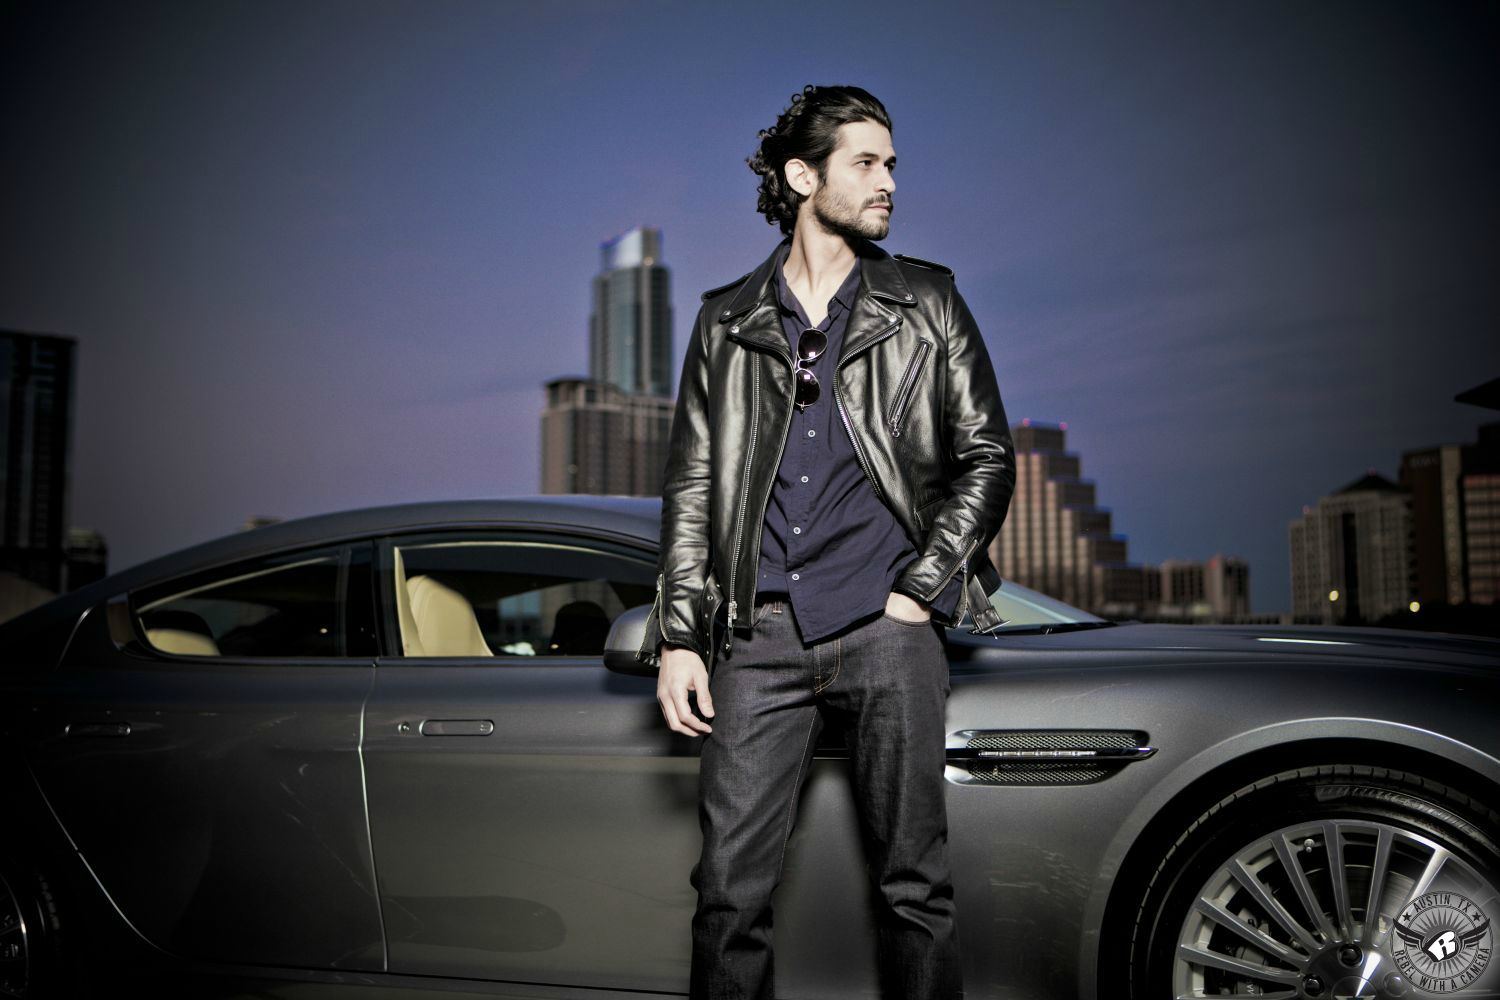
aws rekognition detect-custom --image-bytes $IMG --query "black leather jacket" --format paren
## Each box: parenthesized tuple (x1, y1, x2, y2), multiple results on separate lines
(641, 238, 1015, 666)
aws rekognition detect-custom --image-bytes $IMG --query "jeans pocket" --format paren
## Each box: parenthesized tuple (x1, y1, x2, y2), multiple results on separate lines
(882, 610, 931, 628)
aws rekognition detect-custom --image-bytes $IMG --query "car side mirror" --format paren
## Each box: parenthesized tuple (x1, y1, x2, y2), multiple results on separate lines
(604, 603, 657, 677)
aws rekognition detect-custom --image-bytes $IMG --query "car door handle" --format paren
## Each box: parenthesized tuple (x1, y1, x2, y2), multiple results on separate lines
(66, 721, 131, 737)
(418, 719, 494, 736)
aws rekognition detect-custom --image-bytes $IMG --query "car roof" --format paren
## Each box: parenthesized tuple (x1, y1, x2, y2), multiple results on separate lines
(4, 496, 663, 636)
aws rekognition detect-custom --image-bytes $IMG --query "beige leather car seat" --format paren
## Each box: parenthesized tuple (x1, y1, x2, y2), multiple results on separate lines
(143, 608, 221, 656)
(393, 548, 426, 656)
(147, 628, 221, 656)
(397, 549, 494, 657)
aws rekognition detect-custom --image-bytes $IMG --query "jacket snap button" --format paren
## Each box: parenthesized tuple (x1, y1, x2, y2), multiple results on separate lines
(905, 293, 913, 300)
(730, 325, 740, 333)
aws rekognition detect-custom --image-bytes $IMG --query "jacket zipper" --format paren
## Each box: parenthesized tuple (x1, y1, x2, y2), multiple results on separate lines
(954, 565, 972, 625)
(834, 318, 902, 503)
(726, 343, 800, 656)
(636, 572, 667, 663)
(725, 359, 760, 646)
(888, 340, 931, 438)
(926, 533, 981, 604)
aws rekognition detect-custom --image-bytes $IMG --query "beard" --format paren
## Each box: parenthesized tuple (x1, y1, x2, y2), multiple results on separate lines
(811, 183, 892, 242)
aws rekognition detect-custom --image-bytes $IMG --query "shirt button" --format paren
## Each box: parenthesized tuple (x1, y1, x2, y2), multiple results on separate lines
(807, 429, 816, 438)
(800, 475, 809, 483)
(792, 526, 802, 535)
(791, 573, 800, 581)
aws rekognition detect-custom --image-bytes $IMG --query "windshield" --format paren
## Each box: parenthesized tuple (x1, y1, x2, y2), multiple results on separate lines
(962, 579, 1110, 631)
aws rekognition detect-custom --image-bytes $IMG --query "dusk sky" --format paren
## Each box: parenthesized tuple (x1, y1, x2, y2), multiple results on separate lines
(3, 1, 1496, 613)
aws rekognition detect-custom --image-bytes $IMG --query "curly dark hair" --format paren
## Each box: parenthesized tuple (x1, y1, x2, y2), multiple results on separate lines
(747, 85, 893, 235)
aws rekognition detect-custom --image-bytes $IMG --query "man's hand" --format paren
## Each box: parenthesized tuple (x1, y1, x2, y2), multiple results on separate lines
(657, 644, 715, 736)
(885, 590, 932, 623)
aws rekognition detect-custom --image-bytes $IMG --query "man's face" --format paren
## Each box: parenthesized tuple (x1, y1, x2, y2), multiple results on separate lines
(806, 119, 897, 241)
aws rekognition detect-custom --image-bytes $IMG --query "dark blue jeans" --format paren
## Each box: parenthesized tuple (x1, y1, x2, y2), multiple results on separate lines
(690, 597, 960, 999)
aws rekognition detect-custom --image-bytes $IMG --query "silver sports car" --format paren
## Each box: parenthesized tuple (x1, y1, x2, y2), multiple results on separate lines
(2, 497, 1496, 999)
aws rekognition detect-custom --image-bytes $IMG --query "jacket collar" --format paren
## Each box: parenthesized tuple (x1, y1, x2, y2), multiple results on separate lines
(719, 237, 915, 326)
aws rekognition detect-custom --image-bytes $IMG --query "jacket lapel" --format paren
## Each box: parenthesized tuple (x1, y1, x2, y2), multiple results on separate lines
(721, 242, 791, 357)
(840, 290, 901, 363)
(841, 245, 912, 362)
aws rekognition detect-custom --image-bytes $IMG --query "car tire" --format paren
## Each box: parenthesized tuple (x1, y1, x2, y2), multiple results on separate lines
(1125, 764, 1500, 999)
(0, 855, 83, 999)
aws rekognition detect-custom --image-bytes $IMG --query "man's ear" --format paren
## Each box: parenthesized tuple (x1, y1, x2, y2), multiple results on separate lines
(784, 157, 818, 198)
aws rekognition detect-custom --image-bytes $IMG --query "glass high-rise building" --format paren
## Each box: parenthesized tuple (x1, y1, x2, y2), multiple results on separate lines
(541, 228, 676, 498)
(590, 227, 673, 398)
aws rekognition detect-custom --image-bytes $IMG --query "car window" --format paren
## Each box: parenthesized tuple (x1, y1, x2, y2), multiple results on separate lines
(388, 537, 655, 658)
(132, 544, 374, 658)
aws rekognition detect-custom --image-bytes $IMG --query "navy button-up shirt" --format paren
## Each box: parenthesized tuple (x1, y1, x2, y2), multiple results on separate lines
(757, 242, 961, 642)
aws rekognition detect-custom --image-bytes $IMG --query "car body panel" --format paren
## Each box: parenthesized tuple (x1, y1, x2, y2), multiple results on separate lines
(2, 497, 1496, 1000)
(362, 659, 700, 989)
(12, 599, 386, 970)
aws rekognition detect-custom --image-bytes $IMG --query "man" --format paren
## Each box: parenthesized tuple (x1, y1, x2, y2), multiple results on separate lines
(641, 84, 1015, 999)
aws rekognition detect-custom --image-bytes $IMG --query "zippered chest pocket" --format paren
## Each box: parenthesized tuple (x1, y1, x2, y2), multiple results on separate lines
(888, 339, 932, 438)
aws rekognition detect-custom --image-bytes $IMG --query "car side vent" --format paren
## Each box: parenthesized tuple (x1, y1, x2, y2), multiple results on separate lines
(947, 729, 1155, 786)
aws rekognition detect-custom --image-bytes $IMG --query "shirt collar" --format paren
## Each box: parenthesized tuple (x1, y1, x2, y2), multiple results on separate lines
(774, 242, 863, 323)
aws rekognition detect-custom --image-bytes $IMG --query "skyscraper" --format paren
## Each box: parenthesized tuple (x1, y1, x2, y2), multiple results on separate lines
(590, 227, 673, 398)
(1203, 554, 1251, 619)
(541, 228, 676, 497)
(1, 330, 76, 597)
(1401, 444, 1467, 607)
(541, 377, 674, 495)
(991, 419, 1132, 612)
(1288, 472, 1413, 624)
(1401, 421, 1500, 608)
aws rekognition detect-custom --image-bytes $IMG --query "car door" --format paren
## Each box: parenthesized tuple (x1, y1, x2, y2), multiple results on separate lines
(360, 528, 708, 992)
(17, 541, 385, 970)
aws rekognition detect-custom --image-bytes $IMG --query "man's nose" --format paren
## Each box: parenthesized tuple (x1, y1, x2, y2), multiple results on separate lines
(878, 168, 895, 195)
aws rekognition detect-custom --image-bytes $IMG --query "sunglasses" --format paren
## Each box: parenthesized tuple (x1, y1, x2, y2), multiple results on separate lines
(793, 329, 828, 409)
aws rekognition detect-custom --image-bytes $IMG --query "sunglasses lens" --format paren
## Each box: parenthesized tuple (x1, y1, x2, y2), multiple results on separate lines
(798, 329, 827, 362)
(794, 367, 820, 407)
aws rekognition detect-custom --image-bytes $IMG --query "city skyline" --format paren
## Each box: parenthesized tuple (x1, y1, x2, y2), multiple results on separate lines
(2, 2, 1496, 613)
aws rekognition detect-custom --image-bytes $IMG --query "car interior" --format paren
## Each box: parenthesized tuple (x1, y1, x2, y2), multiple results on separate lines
(391, 541, 650, 658)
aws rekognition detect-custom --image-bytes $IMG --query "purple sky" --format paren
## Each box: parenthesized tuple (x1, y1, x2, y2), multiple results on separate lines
(3, 1, 1496, 613)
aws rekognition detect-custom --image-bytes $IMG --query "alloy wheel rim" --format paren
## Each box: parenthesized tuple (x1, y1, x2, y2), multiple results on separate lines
(1173, 818, 1498, 998)
(0, 872, 28, 998)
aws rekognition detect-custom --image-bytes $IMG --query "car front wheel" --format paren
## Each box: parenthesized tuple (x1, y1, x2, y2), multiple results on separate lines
(1126, 764, 1500, 999)
(0, 866, 46, 999)
(0, 853, 82, 1000)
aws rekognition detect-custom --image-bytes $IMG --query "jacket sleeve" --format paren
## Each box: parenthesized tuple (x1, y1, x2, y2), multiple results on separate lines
(643, 304, 714, 661)
(892, 281, 1016, 605)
